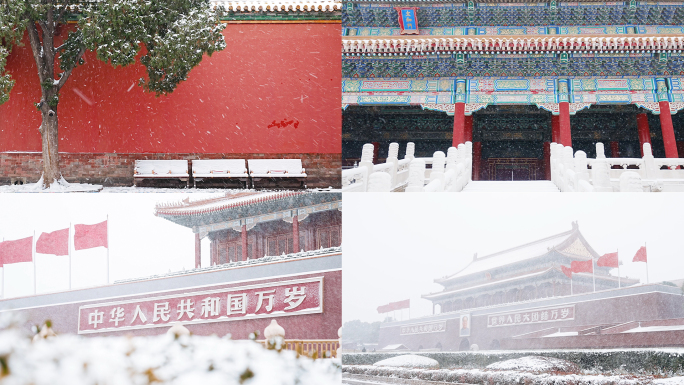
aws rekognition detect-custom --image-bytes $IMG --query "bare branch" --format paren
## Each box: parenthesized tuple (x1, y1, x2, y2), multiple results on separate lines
(56, 48, 85, 91)
(57, 4, 68, 25)
(26, 21, 46, 84)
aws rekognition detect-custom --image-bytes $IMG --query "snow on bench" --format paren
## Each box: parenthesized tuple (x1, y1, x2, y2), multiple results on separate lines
(247, 159, 307, 188)
(133, 160, 190, 187)
(191, 159, 249, 188)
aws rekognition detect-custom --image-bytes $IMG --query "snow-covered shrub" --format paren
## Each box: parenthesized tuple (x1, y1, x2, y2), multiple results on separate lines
(343, 350, 684, 375)
(373, 354, 439, 369)
(342, 365, 684, 385)
(0, 314, 340, 385)
(487, 356, 580, 373)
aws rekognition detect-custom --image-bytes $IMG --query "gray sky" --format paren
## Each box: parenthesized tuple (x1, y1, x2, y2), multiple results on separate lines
(342, 193, 684, 324)
(0, 193, 221, 298)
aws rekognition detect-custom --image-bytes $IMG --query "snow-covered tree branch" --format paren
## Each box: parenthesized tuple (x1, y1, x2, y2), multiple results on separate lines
(0, 0, 226, 189)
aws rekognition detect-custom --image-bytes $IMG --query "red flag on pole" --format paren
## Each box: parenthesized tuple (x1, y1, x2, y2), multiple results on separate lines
(571, 259, 593, 274)
(633, 246, 647, 263)
(0, 237, 33, 266)
(597, 252, 619, 268)
(377, 299, 410, 313)
(74, 221, 108, 250)
(561, 265, 573, 278)
(36, 228, 69, 256)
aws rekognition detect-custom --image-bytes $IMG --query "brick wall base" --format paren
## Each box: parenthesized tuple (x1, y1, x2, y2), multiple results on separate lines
(0, 152, 341, 189)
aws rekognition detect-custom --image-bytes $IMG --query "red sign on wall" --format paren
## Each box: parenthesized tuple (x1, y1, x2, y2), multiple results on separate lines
(487, 305, 575, 328)
(78, 277, 323, 334)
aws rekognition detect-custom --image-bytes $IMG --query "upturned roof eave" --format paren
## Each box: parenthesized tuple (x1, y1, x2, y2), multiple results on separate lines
(435, 228, 576, 285)
(424, 267, 641, 301)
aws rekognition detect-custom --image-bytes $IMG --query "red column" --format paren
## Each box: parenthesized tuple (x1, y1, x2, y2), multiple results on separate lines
(195, 233, 201, 268)
(473, 142, 482, 181)
(636, 113, 651, 156)
(241, 224, 248, 261)
(659, 101, 679, 158)
(453, 103, 466, 146)
(610, 141, 620, 158)
(292, 215, 299, 253)
(464, 115, 473, 143)
(372, 142, 380, 164)
(551, 115, 560, 143)
(543, 142, 551, 180)
(558, 102, 572, 147)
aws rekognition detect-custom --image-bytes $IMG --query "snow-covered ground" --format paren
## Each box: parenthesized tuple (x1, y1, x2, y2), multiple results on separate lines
(0, 314, 341, 385)
(344, 364, 684, 384)
(462, 181, 560, 192)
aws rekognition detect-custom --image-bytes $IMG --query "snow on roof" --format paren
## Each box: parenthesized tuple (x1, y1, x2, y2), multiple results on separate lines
(380, 344, 410, 351)
(542, 331, 580, 338)
(115, 246, 341, 284)
(211, 0, 341, 12)
(624, 325, 684, 333)
(343, 35, 684, 55)
(424, 268, 555, 300)
(436, 224, 597, 285)
(154, 192, 302, 217)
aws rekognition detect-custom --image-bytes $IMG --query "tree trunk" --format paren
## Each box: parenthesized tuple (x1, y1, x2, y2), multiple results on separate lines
(39, 103, 61, 188)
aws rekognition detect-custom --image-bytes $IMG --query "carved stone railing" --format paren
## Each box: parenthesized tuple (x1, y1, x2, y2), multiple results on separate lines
(259, 339, 340, 358)
(342, 141, 472, 192)
(550, 142, 684, 192)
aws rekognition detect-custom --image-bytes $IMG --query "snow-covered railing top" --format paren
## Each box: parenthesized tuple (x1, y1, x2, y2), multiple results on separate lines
(342, 34, 684, 55)
(114, 246, 342, 284)
(211, 0, 342, 11)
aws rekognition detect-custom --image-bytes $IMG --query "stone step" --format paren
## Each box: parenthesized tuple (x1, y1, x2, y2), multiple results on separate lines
(462, 181, 560, 193)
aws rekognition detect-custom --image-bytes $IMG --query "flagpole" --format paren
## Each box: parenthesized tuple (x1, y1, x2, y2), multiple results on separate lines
(618, 248, 621, 289)
(69, 223, 72, 290)
(645, 242, 649, 284)
(33, 230, 36, 295)
(571, 275, 573, 295)
(592, 257, 596, 293)
(106, 215, 110, 285)
(1, 236, 3, 299)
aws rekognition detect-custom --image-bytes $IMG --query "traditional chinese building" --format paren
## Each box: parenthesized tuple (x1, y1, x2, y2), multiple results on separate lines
(342, 1, 684, 180)
(154, 192, 342, 268)
(0, 193, 342, 346)
(0, 0, 341, 188)
(377, 223, 684, 350)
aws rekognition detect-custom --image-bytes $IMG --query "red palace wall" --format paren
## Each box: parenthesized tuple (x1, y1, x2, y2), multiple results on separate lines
(0, 23, 341, 187)
(5, 270, 342, 340)
(378, 288, 684, 351)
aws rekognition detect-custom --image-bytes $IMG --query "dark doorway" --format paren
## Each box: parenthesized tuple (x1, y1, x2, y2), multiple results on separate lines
(459, 338, 471, 351)
(342, 105, 452, 167)
(473, 105, 551, 181)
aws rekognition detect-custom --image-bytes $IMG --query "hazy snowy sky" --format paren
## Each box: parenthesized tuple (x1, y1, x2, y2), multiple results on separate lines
(0, 193, 221, 298)
(342, 193, 684, 323)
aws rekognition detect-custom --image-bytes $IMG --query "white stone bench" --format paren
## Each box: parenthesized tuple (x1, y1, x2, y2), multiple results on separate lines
(248, 159, 307, 188)
(133, 160, 189, 187)
(191, 159, 249, 188)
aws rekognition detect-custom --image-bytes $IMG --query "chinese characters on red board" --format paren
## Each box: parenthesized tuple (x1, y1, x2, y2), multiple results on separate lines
(487, 305, 575, 327)
(400, 321, 446, 335)
(78, 277, 322, 334)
